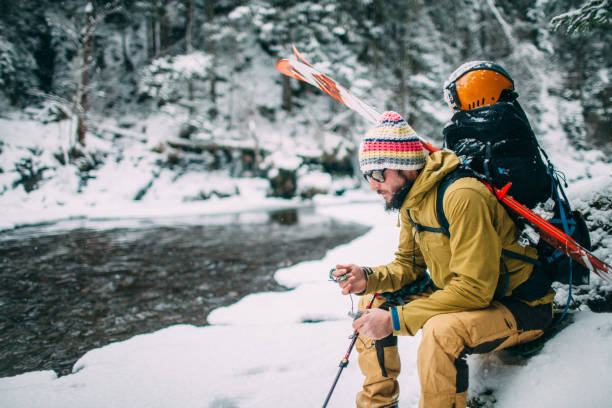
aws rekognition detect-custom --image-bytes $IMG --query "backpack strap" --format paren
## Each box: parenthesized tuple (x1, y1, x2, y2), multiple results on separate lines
(435, 167, 477, 237)
(406, 210, 447, 235)
(404, 166, 477, 237)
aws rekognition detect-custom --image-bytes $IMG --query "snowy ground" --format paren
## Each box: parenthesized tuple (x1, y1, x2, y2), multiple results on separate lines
(1, 201, 611, 408)
(1, 107, 612, 407)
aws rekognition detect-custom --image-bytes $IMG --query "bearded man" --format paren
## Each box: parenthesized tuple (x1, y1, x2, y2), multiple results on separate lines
(332, 110, 553, 408)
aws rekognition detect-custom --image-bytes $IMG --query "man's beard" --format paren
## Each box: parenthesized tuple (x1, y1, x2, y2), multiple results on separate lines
(384, 178, 415, 211)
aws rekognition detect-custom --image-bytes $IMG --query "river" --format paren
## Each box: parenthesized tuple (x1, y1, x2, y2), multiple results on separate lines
(0, 208, 370, 378)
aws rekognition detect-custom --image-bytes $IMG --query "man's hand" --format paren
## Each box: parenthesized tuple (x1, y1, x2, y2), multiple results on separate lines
(352, 308, 393, 340)
(333, 264, 367, 295)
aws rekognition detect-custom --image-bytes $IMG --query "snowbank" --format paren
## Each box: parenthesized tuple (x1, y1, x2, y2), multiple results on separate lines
(1, 203, 611, 408)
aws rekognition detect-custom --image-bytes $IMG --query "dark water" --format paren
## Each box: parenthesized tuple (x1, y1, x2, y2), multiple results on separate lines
(0, 208, 370, 378)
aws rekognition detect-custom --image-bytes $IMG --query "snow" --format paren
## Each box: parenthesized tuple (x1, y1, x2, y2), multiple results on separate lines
(470, 310, 612, 406)
(263, 149, 303, 171)
(1, 200, 611, 408)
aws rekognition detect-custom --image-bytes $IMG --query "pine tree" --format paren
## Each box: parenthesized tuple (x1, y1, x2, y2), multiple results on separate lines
(552, 0, 611, 34)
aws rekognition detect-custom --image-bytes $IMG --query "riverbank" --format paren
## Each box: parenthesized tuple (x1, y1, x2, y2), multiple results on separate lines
(1, 202, 611, 407)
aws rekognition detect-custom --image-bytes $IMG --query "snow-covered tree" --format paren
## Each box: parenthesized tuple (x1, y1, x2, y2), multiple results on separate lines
(138, 52, 212, 105)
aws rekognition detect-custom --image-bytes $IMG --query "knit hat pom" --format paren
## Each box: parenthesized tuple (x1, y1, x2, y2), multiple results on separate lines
(359, 111, 426, 173)
(378, 111, 403, 123)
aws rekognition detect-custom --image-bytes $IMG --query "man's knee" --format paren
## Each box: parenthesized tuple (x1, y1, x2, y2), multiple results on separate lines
(420, 313, 467, 358)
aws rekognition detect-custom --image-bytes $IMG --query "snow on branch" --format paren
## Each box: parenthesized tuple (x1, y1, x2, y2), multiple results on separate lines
(138, 52, 212, 102)
(551, 0, 612, 34)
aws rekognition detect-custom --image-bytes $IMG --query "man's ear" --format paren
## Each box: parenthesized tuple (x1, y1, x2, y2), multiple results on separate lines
(402, 169, 420, 180)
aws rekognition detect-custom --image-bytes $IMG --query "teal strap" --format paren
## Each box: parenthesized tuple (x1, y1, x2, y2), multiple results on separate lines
(390, 307, 401, 331)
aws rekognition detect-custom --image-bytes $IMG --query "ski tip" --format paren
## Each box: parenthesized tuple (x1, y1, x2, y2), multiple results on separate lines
(276, 59, 299, 79)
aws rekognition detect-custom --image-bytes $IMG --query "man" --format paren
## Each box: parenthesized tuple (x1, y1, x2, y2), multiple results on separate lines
(332, 64, 554, 408)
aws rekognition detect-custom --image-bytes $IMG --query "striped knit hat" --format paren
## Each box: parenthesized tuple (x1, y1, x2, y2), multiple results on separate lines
(359, 111, 426, 172)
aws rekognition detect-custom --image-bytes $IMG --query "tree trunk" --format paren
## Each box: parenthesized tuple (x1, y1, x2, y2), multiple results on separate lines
(371, 0, 383, 75)
(185, 0, 194, 53)
(146, 15, 156, 59)
(396, 39, 406, 115)
(77, 3, 94, 147)
(207, 0, 216, 104)
(186, 0, 194, 110)
(122, 29, 134, 72)
(281, 74, 292, 111)
(159, 0, 170, 55)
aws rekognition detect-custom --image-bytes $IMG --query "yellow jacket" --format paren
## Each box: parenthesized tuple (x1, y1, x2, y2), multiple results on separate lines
(364, 150, 554, 336)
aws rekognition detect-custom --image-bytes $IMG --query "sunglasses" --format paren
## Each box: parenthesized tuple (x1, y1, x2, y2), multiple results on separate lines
(363, 168, 387, 183)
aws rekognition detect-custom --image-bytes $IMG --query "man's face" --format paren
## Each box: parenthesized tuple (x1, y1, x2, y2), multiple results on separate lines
(366, 169, 417, 211)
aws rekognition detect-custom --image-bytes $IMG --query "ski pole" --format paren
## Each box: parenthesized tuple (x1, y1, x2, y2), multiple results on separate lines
(322, 293, 379, 408)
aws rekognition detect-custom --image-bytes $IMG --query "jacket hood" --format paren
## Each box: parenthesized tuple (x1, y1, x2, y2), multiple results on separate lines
(403, 150, 460, 209)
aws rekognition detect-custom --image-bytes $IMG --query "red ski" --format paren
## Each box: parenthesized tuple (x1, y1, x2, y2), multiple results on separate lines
(276, 46, 612, 284)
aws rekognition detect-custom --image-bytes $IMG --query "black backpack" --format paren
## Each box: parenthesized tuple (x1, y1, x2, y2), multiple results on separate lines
(434, 93, 591, 290)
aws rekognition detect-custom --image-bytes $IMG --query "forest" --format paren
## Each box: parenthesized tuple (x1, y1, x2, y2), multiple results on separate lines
(1, 2, 611, 406)
(0, 0, 610, 200)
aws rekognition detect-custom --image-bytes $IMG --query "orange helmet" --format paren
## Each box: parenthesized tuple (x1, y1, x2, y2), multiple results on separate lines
(444, 61, 514, 111)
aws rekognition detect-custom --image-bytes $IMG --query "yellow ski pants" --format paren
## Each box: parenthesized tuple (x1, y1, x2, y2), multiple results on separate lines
(355, 294, 552, 408)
